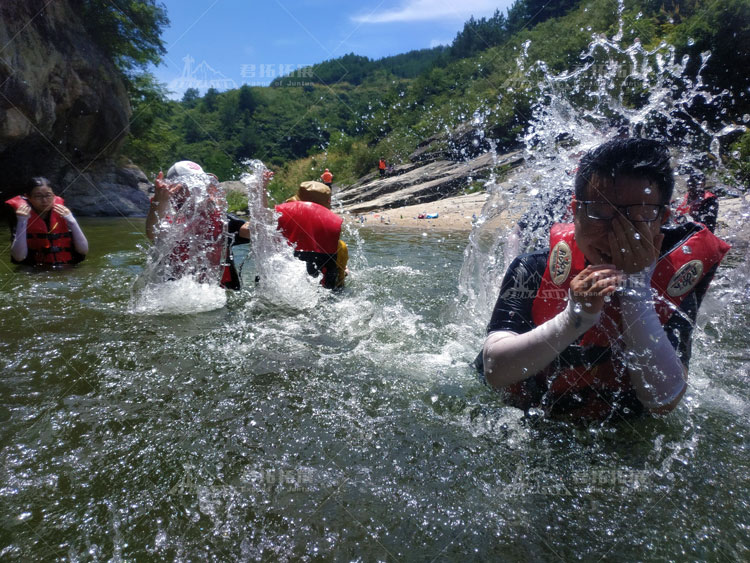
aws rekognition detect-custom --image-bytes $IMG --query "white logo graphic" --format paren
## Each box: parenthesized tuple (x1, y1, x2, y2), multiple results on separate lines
(169, 54, 237, 97)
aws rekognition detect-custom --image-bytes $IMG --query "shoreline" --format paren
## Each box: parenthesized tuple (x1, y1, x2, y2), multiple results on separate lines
(339, 192, 747, 240)
(340, 192, 488, 233)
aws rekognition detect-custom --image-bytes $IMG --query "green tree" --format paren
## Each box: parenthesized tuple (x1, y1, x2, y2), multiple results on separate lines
(77, 0, 169, 78)
(182, 88, 201, 107)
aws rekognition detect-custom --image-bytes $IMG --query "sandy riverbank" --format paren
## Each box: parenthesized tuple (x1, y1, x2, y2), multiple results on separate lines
(341, 192, 488, 232)
(340, 191, 747, 240)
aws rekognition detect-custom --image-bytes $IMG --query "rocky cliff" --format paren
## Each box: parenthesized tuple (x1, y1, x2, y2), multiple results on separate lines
(0, 0, 150, 215)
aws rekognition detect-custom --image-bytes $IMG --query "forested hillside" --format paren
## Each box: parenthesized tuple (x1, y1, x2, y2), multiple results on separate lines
(122, 0, 750, 203)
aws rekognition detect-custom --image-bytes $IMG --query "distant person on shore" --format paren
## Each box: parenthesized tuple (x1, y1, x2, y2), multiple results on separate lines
(675, 172, 719, 233)
(477, 138, 730, 421)
(146, 161, 260, 290)
(274, 181, 348, 288)
(5, 177, 88, 267)
(320, 168, 333, 188)
(378, 158, 387, 178)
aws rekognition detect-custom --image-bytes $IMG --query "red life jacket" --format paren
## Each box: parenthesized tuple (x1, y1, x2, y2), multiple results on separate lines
(5, 195, 75, 266)
(378, 160, 386, 170)
(675, 190, 716, 217)
(161, 207, 226, 283)
(321, 171, 333, 183)
(507, 222, 730, 420)
(275, 200, 342, 288)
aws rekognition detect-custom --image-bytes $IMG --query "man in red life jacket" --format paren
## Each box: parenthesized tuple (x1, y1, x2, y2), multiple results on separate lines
(5, 177, 88, 267)
(274, 181, 347, 288)
(378, 158, 387, 178)
(477, 138, 730, 421)
(146, 161, 253, 289)
(320, 169, 333, 188)
(675, 172, 719, 233)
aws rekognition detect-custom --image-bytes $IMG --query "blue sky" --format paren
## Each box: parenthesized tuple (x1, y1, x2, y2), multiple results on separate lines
(152, 0, 515, 97)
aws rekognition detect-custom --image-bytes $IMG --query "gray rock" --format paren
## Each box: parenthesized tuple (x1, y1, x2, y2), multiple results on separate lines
(0, 0, 131, 201)
(59, 161, 151, 217)
(336, 151, 523, 213)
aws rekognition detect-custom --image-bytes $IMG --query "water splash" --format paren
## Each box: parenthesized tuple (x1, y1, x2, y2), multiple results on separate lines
(130, 169, 228, 314)
(239, 159, 323, 307)
(457, 10, 747, 322)
(130, 277, 227, 315)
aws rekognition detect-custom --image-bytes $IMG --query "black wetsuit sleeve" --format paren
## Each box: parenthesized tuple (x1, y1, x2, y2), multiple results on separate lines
(486, 251, 548, 335)
(227, 214, 249, 245)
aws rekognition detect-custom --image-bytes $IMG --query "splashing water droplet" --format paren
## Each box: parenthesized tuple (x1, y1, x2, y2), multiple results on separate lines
(634, 233, 641, 240)
(644, 187, 652, 194)
(682, 245, 692, 254)
(573, 302, 583, 314)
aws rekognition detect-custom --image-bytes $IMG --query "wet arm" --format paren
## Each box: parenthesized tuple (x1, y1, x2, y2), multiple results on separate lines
(239, 221, 250, 239)
(482, 253, 601, 389)
(618, 268, 687, 414)
(65, 214, 88, 255)
(10, 217, 28, 261)
(483, 298, 599, 388)
(146, 198, 169, 242)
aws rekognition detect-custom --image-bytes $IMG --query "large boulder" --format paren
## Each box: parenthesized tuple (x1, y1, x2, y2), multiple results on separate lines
(0, 0, 143, 214)
(59, 160, 152, 217)
(336, 151, 523, 214)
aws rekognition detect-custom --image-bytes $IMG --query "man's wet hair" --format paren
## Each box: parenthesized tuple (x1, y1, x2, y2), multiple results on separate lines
(575, 138, 674, 204)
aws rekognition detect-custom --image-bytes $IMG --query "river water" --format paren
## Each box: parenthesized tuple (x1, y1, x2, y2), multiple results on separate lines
(1, 218, 748, 561)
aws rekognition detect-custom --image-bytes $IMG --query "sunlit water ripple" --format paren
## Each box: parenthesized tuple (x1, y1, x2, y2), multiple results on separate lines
(0, 218, 747, 560)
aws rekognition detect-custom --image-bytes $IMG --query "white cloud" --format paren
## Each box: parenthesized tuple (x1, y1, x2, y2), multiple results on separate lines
(353, 0, 508, 24)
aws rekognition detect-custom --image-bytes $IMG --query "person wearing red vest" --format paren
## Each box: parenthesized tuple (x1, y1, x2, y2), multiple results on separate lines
(478, 138, 730, 421)
(275, 181, 346, 289)
(378, 158, 387, 178)
(674, 172, 719, 233)
(5, 177, 88, 267)
(320, 169, 333, 187)
(146, 161, 255, 289)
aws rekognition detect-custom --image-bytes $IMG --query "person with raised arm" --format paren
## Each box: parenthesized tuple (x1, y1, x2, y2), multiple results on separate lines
(5, 177, 88, 267)
(146, 161, 270, 290)
(477, 138, 730, 421)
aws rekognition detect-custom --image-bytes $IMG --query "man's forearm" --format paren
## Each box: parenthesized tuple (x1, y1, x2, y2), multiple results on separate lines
(483, 296, 600, 388)
(619, 272, 687, 412)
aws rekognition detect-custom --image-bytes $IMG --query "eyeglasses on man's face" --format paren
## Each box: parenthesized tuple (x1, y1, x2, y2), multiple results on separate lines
(577, 201, 665, 223)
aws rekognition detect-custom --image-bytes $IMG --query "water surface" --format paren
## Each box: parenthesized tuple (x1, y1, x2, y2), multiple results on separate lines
(0, 218, 747, 561)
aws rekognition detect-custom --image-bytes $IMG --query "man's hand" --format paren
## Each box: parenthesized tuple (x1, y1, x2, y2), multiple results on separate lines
(608, 216, 663, 274)
(569, 264, 621, 314)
